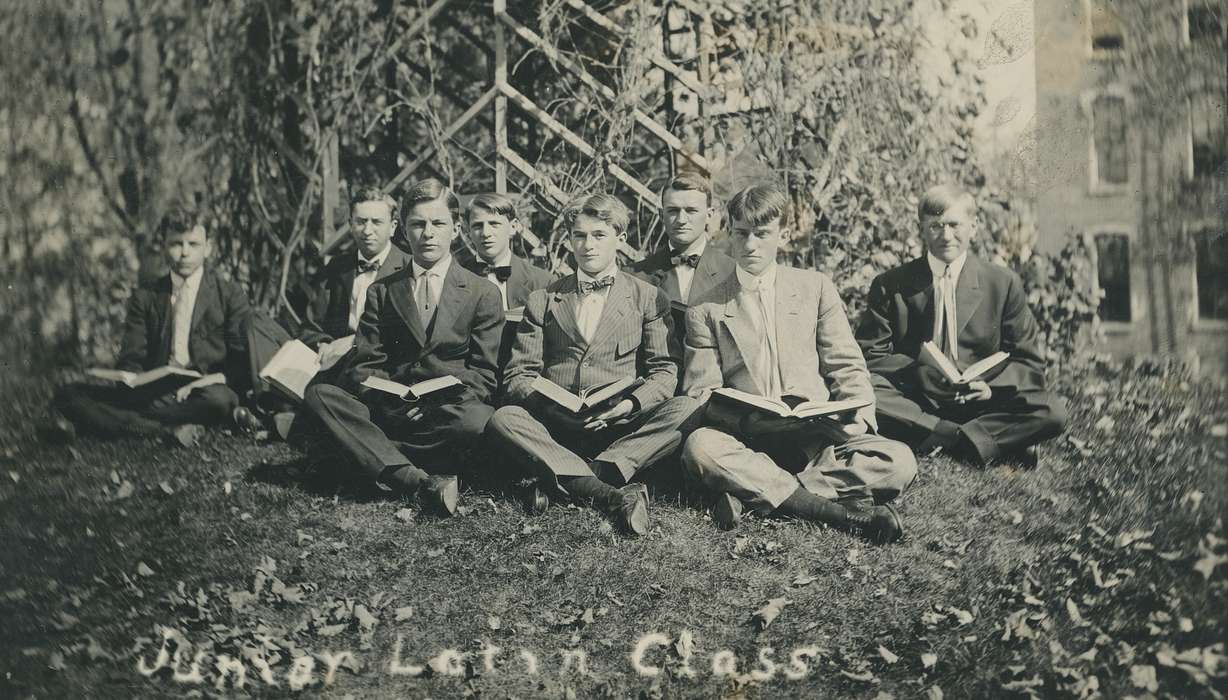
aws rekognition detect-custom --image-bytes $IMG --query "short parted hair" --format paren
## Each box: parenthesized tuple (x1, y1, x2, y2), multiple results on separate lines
(401, 177, 461, 223)
(350, 185, 398, 222)
(917, 184, 977, 221)
(659, 171, 714, 207)
(726, 184, 790, 228)
(467, 192, 520, 224)
(563, 193, 631, 235)
(159, 206, 208, 240)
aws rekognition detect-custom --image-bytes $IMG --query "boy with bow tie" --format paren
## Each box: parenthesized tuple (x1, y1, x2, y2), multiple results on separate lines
(855, 185, 1067, 468)
(484, 194, 700, 536)
(461, 193, 556, 311)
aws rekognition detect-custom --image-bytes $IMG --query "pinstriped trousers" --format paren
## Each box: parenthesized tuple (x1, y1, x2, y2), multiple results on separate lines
(485, 395, 701, 488)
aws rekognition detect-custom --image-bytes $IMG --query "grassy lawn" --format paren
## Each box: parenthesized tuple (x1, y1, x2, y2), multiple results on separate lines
(1, 358, 1225, 698)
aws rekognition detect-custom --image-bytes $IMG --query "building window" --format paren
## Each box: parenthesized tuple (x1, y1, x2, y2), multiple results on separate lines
(1187, 3, 1225, 44)
(1195, 229, 1228, 321)
(1190, 92, 1227, 179)
(1092, 94, 1129, 186)
(1089, 0, 1125, 54)
(1094, 233, 1131, 322)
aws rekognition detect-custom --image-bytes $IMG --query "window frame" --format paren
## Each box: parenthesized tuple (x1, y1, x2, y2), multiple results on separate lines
(1085, 0, 1127, 59)
(1081, 87, 1133, 195)
(1086, 225, 1135, 330)
(1190, 222, 1228, 329)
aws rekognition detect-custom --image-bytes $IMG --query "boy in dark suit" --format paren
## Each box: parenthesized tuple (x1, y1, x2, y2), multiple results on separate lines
(297, 178, 504, 515)
(855, 185, 1067, 468)
(680, 185, 916, 542)
(628, 172, 736, 307)
(48, 210, 251, 444)
(461, 192, 556, 311)
(485, 194, 700, 536)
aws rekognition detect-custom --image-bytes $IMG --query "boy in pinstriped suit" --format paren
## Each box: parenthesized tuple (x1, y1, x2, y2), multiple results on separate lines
(484, 194, 701, 536)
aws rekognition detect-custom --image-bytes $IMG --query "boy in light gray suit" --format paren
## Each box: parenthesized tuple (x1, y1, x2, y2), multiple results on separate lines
(680, 184, 917, 542)
(485, 194, 700, 536)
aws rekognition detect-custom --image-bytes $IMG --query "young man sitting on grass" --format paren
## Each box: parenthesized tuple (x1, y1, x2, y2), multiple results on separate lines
(460, 192, 557, 312)
(45, 209, 252, 446)
(854, 185, 1067, 468)
(295, 178, 504, 516)
(679, 184, 917, 543)
(484, 194, 700, 536)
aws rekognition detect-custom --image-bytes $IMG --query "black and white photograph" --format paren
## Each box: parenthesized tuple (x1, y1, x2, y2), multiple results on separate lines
(0, 0, 1225, 696)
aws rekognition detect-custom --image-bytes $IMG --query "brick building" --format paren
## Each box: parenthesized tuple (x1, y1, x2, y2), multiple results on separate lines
(1033, 0, 1227, 375)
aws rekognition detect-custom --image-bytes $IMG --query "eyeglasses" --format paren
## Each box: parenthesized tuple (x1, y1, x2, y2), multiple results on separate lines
(925, 220, 968, 234)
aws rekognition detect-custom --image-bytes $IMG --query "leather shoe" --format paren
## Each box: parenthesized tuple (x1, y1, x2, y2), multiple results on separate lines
(418, 475, 460, 517)
(844, 502, 904, 544)
(523, 484, 550, 515)
(232, 406, 264, 435)
(711, 493, 743, 531)
(608, 483, 649, 536)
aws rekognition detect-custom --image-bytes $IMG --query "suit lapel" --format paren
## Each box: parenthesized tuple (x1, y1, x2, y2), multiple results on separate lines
(722, 279, 765, 396)
(188, 270, 215, 336)
(954, 255, 984, 338)
(547, 275, 584, 346)
(773, 268, 803, 390)
(506, 256, 529, 307)
(903, 258, 937, 333)
(690, 246, 723, 302)
(155, 275, 174, 360)
(387, 272, 428, 347)
(588, 272, 633, 350)
(427, 263, 468, 343)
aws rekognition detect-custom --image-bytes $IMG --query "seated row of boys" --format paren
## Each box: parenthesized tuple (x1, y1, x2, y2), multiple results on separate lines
(46, 174, 1067, 544)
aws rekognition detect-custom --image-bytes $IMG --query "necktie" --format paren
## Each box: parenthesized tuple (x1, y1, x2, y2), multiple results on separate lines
(670, 252, 701, 268)
(749, 284, 782, 399)
(480, 264, 513, 282)
(934, 266, 959, 362)
(415, 271, 436, 325)
(578, 276, 615, 295)
(357, 257, 380, 274)
(170, 281, 193, 367)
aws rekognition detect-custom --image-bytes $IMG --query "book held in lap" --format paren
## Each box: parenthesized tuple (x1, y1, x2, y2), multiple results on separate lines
(258, 335, 355, 401)
(530, 376, 645, 413)
(360, 375, 465, 402)
(918, 341, 1009, 385)
(710, 387, 871, 420)
(87, 366, 202, 393)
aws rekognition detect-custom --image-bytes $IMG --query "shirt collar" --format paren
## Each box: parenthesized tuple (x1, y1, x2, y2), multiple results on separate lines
(485, 249, 514, 268)
(412, 254, 452, 280)
(358, 242, 393, 269)
(670, 236, 707, 259)
(927, 251, 967, 281)
(576, 261, 619, 286)
(172, 266, 204, 291)
(735, 261, 777, 292)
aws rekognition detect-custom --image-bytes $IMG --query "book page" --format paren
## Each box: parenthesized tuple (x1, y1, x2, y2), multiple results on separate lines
(406, 375, 463, 400)
(531, 376, 584, 412)
(711, 387, 791, 417)
(962, 351, 1010, 382)
(580, 376, 641, 409)
(317, 335, 354, 371)
(919, 341, 963, 383)
(361, 376, 411, 398)
(87, 368, 136, 384)
(792, 396, 873, 419)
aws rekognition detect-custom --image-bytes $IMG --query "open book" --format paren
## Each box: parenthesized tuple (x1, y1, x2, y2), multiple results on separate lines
(504, 306, 526, 324)
(919, 342, 1009, 384)
(711, 387, 871, 420)
(360, 375, 465, 402)
(258, 336, 354, 401)
(87, 366, 201, 390)
(531, 376, 644, 413)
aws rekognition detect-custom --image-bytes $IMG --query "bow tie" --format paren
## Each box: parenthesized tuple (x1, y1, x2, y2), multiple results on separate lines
(480, 264, 513, 282)
(670, 252, 701, 268)
(578, 276, 615, 295)
(357, 258, 380, 274)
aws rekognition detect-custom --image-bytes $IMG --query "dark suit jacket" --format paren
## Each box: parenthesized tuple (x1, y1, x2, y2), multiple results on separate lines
(855, 255, 1047, 392)
(502, 271, 679, 413)
(299, 246, 411, 348)
(347, 261, 504, 404)
(117, 268, 252, 388)
(627, 243, 736, 306)
(460, 254, 557, 310)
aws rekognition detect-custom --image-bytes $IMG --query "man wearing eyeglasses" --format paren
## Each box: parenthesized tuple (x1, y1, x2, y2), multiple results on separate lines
(854, 185, 1067, 469)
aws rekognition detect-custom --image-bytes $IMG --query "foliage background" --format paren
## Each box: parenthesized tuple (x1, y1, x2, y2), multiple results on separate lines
(0, 0, 1098, 371)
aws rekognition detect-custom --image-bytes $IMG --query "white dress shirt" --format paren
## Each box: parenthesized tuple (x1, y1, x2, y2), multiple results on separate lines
(927, 251, 967, 361)
(348, 243, 393, 332)
(484, 250, 514, 310)
(412, 254, 452, 325)
(735, 262, 782, 398)
(576, 263, 618, 343)
(169, 267, 204, 367)
(670, 237, 707, 303)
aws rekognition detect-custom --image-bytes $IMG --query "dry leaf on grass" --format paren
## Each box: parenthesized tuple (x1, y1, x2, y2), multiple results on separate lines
(921, 653, 938, 669)
(136, 562, 155, 577)
(394, 606, 414, 621)
(752, 597, 790, 630)
(877, 645, 899, 664)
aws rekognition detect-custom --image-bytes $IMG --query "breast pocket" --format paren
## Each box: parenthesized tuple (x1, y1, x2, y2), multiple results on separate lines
(615, 323, 642, 359)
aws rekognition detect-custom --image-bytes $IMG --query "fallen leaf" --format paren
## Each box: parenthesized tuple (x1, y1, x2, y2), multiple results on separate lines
(110, 470, 121, 485)
(487, 615, 501, 630)
(223, 481, 232, 495)
(1115, 528, 1155, 549)
(394, 508, 414, 523)
(158, 481, 174, 495)
(9, 471, 20, 484)
(354, 604, 377, 632)
(1130, 664, 1158, 692)
(394, 606, 414, 621)
(791, 574, 818, 587)
(840, 669, 877, 683)
(878, 645, 899, 664)
(752, 597, 791, 630)
(674, 629, 694, 658)
(114, 481, 134, 500)
(921, 653, 938, 669)
(1065, 598, 1085, 626)
(926, 686, 944, 700)
(1210, 424, 1227, 438)
(317, 623, 347, 637)
(47, 650, 67, 671)
(136, 562, 155, 577)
